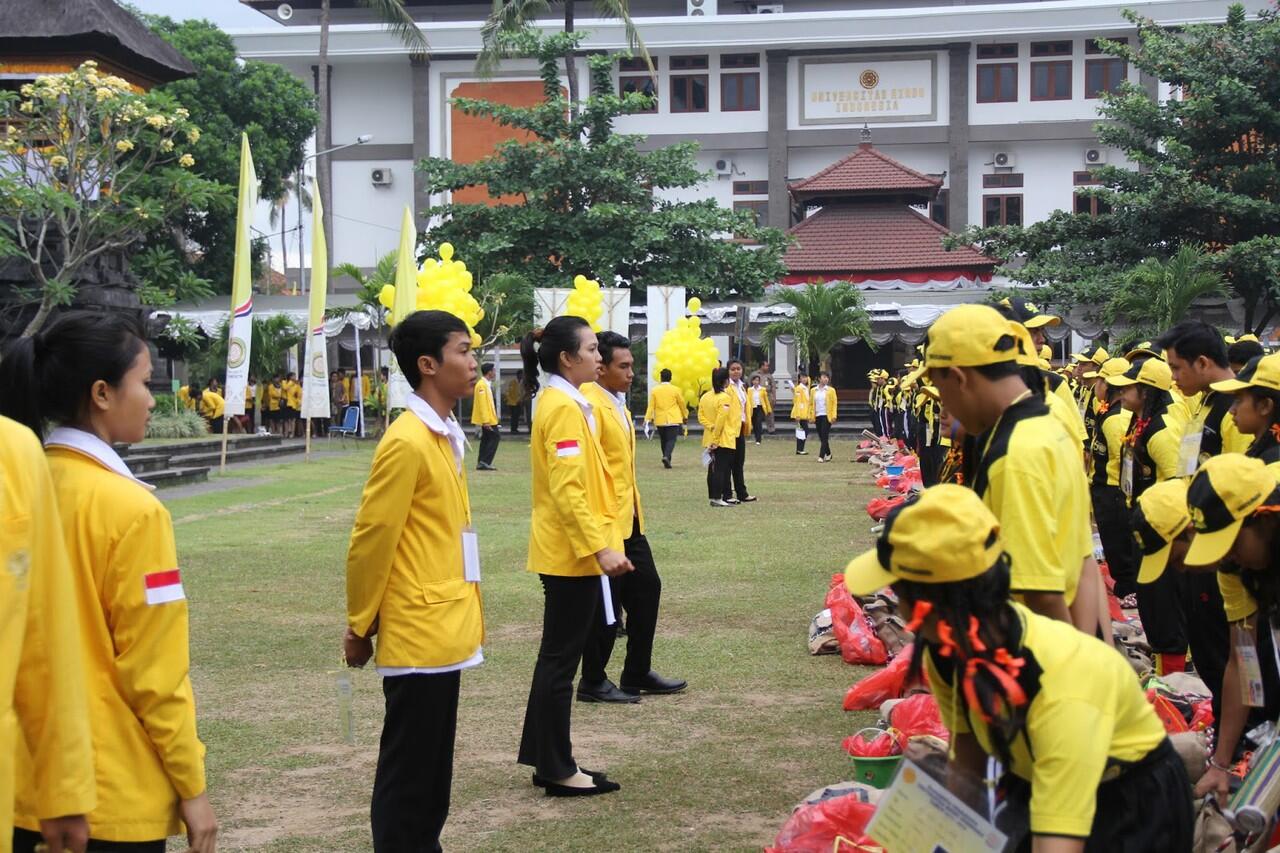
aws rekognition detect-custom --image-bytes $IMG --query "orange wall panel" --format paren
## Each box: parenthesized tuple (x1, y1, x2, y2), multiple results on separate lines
(450, 81, 555, 206)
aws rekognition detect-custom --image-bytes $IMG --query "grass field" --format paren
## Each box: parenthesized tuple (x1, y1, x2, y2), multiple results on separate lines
(164, 433, 882, 851)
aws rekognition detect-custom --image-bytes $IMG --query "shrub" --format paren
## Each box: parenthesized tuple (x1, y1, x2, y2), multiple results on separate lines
(146, 410, 209, 439)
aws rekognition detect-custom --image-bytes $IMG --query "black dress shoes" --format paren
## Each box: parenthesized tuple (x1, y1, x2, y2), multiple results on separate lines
(576, 679, 641, 704)
(620, 671, 687, 695)
(533, 768, 608, 788)
(544, 777, 621, 797)
(662, 458, 672, 469)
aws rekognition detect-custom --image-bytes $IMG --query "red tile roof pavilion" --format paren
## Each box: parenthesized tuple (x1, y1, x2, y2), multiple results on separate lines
(782, 142, 995, 285)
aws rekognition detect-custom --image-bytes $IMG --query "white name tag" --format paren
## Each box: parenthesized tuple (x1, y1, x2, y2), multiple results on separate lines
(1235, 626, 1265, 708)
(1178, 418, 1205, 477)
(1121, 447, 1135, 498)
(462, 527, 481, 583)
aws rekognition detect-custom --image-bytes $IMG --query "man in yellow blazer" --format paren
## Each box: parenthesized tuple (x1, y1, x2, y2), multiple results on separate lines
(643, 368, 687, 469)
(471, 362, 501, 471)
(344, 311, 485, 851)
(790, 372, 812, 455)
(2, 416, 96, 853)
(725, 359, 756, 503)
(580, 334, 688, 703)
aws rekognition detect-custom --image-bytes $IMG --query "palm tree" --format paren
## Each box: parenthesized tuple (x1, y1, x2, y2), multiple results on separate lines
(316, 1, 429, 251)
(266, 175, 312, 277)
(477, 0, 648, 111)
(761, 281, 874, 376)
(1105, 244, 1228, 338)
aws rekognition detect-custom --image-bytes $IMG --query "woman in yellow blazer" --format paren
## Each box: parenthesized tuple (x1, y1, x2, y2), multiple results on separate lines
(748, 373, 772, 445)
(343, 310, 484, 851)
(812, 371, 839, 462)
(516, 315, 632, 798)
(0, 312, 217, 853)
(790, 372, 812, 455)
(704, 367, 739, 507)
(698, 383, 721, 502)
(0, 416, 96, 853)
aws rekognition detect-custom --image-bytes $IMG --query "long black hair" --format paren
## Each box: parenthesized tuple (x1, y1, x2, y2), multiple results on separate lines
(711, 366, 729, 394)
(0, 310, 148, 441)
(1243, 385, 1280, 462)
(519, 315, 591, 397)
(897, 556, 1030, 764)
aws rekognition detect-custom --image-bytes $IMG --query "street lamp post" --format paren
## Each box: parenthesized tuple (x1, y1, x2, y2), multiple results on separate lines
(296, 134, 372, 296)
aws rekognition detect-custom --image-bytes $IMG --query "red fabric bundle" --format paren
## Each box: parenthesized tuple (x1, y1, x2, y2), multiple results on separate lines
(866, 495, 906, 521)
(843, 646, 913, 710)
(886, 692, 950, 742)
(826, 583, 889, 666)
(843, 728, 903, 758)
(765, 795, 882, 853)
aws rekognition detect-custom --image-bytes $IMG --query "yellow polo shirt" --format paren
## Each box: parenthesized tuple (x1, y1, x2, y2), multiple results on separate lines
(928, 603, 1167, 838)
(1090, 404, 1132, 488)
(1, 419, 96, 848)
(971, 395, 1091, 604)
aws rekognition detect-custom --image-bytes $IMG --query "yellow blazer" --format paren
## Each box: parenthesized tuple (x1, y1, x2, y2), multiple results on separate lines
(16, 443, 205, 842)
(2, 419, 96, 841)
(790, 383, 812, 420)
(697, 391, 719, 448)
(747, 385, 772, 416)
(527, 385, 621, 575)
(813, 386, 839, 422)
(583, 382, 645, 538)
(346, 410, 483, 668)
(644, 382, 687, 426)
(470, 377, 499, 426)
(699, 390, 738, 448)
(727, 381, 749, 437)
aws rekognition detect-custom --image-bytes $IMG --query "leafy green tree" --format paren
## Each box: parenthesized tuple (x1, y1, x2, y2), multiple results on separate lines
(761, 282, 873, 375)
(189, 314, 305, 382)
(1105, 244, 1228, 338)
(947, 4, 1280, 332)
(418, 31, 788, 301)
(0, 62, 222, 336)
(143, 15, 318, 292)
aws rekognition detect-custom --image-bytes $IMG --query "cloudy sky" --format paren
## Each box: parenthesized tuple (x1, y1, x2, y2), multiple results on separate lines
(128, 0, 276, 29)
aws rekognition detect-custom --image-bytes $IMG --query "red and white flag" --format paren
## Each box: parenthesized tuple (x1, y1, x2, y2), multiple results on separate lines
(555, 440, 581, 458)
(144, 570, 186, 605)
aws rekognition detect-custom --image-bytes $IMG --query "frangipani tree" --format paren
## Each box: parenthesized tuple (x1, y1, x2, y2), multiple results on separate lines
(0, 61, 223, 336)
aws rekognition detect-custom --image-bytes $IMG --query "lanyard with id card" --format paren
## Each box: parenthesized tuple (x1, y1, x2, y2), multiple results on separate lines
(1234, 623, 1266, 708)
(1121, 445, 1136, 499)
(1178, 416, 1205, 477)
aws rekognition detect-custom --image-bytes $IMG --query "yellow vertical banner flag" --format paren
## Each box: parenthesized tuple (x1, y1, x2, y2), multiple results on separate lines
(386, 205, 418, 409)
(223, 133, 257, 417)
(301, 177, 331, 420)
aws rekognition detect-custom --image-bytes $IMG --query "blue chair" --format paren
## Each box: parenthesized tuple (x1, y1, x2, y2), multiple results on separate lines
(328, 406, 360, 444)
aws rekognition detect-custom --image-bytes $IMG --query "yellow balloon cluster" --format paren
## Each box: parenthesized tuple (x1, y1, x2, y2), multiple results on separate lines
(378, 243, 485, 344)
(654, 297, 719, 408)
(563, 274, 604, 332)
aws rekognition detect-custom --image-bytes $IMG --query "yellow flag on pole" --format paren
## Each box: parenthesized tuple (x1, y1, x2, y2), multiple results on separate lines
(301, 177, 330, 419)
(223, 133, 257, 417)
(386, 205, 417, 408)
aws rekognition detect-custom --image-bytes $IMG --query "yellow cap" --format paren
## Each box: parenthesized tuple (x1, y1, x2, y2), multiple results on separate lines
(1210, 352, 1280, 394)
(1124, 341, 1162, 361)
(844, 485, 1004, 596)
(1132, 479, 1191, 583)
(999, 296, 1061, 330)
(1184, 455, 1280, 566)
(1039, 344, 1052, 361)
(924, 305, 1025, 369)
(902, 362, 927, 386)
(1225, 334, 1261, 345)
(1083, 357, 1131, 381)
(1012, 324, 1041, 368)
(1106, 358, 1173, 391)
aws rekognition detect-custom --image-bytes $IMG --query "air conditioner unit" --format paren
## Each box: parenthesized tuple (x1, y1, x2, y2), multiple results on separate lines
(370, 167, 393, 187)
(276, 3, 293, 21)
(1084, 147, 1107, 165)
(713, 158, 733, 176)
(687, 0, 717, 15)
(756, 3, 784, 12)
(993, 151, 1016, 168)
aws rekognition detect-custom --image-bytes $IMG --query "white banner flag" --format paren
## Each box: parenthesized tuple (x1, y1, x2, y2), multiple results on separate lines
(300, 177, 330, 419)
(223, 134, 257, 416)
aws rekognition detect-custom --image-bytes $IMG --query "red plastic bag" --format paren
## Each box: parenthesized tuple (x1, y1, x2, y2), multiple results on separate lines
(828, 586, 888, 666)
(842, 727, 903, 758)
(843, 645, 913, 710)
(886, 692, 950, 742)
(866, 495, 906, 521)
(1190, 698, 1214, 731)
(765, 794, 882, 853)
(1147, 690, 1191, 734)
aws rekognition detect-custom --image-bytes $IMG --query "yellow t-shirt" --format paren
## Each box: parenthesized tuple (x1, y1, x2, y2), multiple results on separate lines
(266, 384, 283, 412)
(927, 603, 1168, 838)
(972, 395, 1092, 604)
(1089, 404, 1132, 488)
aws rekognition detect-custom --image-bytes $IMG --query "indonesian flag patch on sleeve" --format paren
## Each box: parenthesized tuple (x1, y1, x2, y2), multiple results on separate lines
(555, 440, 581, 458)
(144, 569, 186, 605)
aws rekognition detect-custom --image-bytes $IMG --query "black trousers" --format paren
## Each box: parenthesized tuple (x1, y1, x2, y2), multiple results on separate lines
(815, 415, 832, 459)
(1136, 567, 1187, 656)
(705, 447, 717, 499)
(582, 520, 662, 685)
(730, 436, 750, 500)
(518, 574, 601, 780)
(795, 419, 809, 453)
(477, 425, 500, 467)
(13, 830, 163, 853)
(508, 403, 522, 434)
(371, 672, 460, 853)
(1184, 570, 1229, 723)
(713, 446, 735, 501)
(658, 425, 679, 463)
(919, 445, 944, 487)
(1092, 484, 1139, 598)
(751, 409, 764, 443)
(997, 738, 1193, 853)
